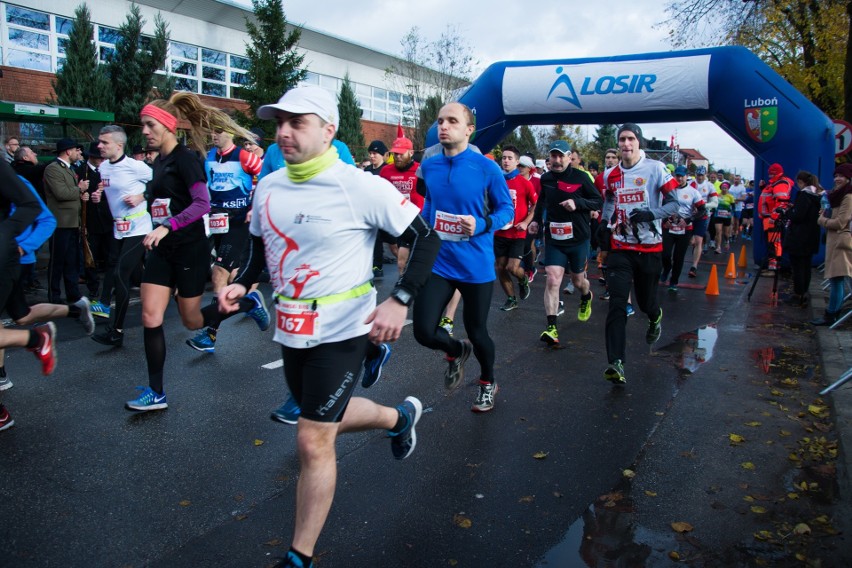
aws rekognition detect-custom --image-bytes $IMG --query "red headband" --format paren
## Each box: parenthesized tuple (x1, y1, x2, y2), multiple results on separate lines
(140, 104, 178, 133)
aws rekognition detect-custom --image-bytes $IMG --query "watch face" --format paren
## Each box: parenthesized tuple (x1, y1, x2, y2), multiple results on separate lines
(394, 289, 412, 305)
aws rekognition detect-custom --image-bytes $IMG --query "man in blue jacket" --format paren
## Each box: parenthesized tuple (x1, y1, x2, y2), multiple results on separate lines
(413, 102, 514, 413)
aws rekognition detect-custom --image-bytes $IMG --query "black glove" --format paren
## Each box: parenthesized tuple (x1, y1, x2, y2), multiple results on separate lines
(629, 208, 655, 224)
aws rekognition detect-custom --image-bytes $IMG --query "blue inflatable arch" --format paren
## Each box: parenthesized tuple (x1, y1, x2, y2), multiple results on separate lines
(425, 46, 834, 264)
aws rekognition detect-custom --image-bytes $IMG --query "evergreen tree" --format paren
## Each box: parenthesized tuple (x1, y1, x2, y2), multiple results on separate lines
(498, 127, 521, 152)
(51, 3, 111, 110)
(241, 0, 306, 125)
(417, 94, 443, 150)
(337, 74, 365, 160)
(106, 5, 169, 136)
(518, 125, 538, 156)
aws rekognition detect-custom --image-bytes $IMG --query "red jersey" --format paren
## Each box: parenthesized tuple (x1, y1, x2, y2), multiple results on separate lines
(495, 171, 536, 240)
(380, 160, 423, 211)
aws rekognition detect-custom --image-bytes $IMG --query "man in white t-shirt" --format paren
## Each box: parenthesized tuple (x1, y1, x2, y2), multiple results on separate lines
(91, 125, 153, 347)
(217, 86, 440, 568)
(728, 174, 747, 240)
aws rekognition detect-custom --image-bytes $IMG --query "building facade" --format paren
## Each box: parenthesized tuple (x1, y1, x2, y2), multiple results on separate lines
(1, 0, 423, 153)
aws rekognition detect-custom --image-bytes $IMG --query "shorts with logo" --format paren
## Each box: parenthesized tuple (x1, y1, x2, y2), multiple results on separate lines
(211, 213, 250, 271)
(281, 334, 368, 423)
(692, 217, 709, 238)
(544, 239, 590, 274)
(493, 235, 524, 259)
(143, 237, 210, 297)
(714, 213, 732, 227)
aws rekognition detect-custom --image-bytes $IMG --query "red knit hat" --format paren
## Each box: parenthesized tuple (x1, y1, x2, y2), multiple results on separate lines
(768, 163, 783, 176)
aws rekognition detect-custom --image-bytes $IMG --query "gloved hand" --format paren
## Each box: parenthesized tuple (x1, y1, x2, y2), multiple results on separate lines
(629, 208, 655, 224)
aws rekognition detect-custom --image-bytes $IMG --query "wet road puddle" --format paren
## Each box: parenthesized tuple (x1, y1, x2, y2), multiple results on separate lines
(751, 346, 816, 379)
(657, 324, 719, 376)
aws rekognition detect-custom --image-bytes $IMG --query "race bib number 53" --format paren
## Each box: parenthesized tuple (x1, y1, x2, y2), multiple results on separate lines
(434, 210, 469, 241)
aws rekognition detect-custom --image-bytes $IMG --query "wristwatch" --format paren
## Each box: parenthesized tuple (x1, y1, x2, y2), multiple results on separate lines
(390, 287, 413, 307)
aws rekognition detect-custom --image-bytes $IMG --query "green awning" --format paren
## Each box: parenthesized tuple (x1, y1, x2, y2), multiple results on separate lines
(0, 101, 113, 124)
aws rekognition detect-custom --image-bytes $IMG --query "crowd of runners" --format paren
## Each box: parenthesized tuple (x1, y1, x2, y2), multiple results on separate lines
(3, 85, 818, 567)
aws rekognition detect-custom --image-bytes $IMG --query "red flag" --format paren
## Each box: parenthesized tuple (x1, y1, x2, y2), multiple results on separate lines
(397, 122, 404, 138)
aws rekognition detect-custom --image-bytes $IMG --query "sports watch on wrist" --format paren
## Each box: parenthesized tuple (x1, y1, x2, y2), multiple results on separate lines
(390, 287, 413, 307)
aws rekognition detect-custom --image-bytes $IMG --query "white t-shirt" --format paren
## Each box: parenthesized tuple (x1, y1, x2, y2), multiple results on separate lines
(672, 184, 705, 220)
(251, 161, 420, 348)
(99, 156, 153, 239)
(728, 183, 747, 211)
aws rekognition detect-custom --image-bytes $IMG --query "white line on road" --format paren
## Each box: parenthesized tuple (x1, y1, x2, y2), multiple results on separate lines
(262, 359, 283, 369)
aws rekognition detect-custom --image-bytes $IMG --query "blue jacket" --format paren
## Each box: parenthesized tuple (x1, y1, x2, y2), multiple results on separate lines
(13, 176, 56, 265)
(259, 139, 355, 180)
(420, 147, 513, 283)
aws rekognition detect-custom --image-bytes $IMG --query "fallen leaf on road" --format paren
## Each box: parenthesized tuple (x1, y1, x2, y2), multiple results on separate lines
(179, 500, 191, 507)
(744, 421, 762, 427)
(254, 439, 264, 446)
(741, 462, 755, 470)
(671, 521, 693, 533)
(518, 495, 534, 503)
(623, 469, 635, 479)
(453, 514, 472, 529)
(532, 451, 548, 459)
(793, 523, 811, 535)
(780, 430, 792, 437)
(645, 490, 657, 497)
(750, 506, 767, 514)
(729, 434, 745, 445)
(668, 551, 680, 560)
(264, 538, 282, 547)
(754, 530, 773, 541)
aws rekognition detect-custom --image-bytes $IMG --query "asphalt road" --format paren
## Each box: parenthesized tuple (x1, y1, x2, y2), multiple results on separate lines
(1, 250, 849, 567)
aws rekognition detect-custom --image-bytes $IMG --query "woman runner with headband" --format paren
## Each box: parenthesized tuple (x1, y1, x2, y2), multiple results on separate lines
(126, 92, 270, 411)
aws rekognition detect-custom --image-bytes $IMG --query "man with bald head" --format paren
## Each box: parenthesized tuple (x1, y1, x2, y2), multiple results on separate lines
(413, 102, 514, 413)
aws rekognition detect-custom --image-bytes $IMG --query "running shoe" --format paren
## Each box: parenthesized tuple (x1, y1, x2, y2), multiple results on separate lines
(659, 270, 670, 283)
(525, 269, 536, 284)
(646, 308, 663, 344)
(439, 316, 454, 336)
(29, 322, 57, 375)
(626, 303, 635, 317)
(499, 297, 518, 312)
(668, 284, 678, 292)
(373, 266, 384, 279)
(270, 395, 301, 424)
(600, 290, 611, 300)
(578, 291, 593, 322)
(272, 551, 313, 568)
(444, 339, 472, 390)
(563, 281, 575, 295)
(74, 296, 95, 335)
(90, 301, 110, 319)
(688, 266, 697, 278)
(92, 327, 124, 347)
(471, 381, 498, 413)
(362, 343, 391, 388)
(556, 300, 565, 316)
(604, 360, 626, 385)
(187, 327, 216, 353)
(388, 396, 422, 460)
(540, 324, 559, 346)
(125, 386, 168, 411)
(246, 290, 271, 331)
(598, 276, 607, 285)
(0, 366, 10, 391)
(0, 404, 14, 432)
(519, 275, 531, 300)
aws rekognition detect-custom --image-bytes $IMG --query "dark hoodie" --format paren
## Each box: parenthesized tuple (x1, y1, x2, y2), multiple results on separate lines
(784, 185, 823, 256)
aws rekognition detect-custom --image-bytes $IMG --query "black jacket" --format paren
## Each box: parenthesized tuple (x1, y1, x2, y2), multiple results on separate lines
(783, 186, 822, 256)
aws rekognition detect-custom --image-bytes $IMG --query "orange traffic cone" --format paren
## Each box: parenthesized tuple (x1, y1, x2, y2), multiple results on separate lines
(725, 253, 737, 279)
(737, 245, 748, 269)
(705, 264, 720, 296)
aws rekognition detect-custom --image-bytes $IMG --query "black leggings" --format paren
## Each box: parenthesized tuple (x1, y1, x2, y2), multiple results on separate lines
(661, 230, 692, 286)
(605, 250, 662, 364)
(103, 236, 145, 329)
(788, 254, 813, 297)
(412, 274, 496, 381)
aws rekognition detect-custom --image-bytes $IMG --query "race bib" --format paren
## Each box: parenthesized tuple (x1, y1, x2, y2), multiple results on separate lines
(716, 209, 731, 219)
(434, 210, 469, 242)
(501, 189, 518, 230)
(616, 188, 648, 213)
(151, 198, 171, 225)
(274, 301, 320, 347)
(549, 221, 574, 240)
(208, 212, 229, 234)
(669, 226, 686, 235)
(114, 218, 131, 236)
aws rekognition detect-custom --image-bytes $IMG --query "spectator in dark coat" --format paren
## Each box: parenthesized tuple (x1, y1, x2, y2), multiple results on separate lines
(784, 170, 824, 306)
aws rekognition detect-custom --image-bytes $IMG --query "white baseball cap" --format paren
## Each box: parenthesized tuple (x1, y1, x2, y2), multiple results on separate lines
(257, 85, 339, 128)
(519, 155, 535, 168)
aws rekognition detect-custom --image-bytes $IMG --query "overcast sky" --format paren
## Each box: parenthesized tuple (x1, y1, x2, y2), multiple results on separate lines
(232, 0, 756, 175)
